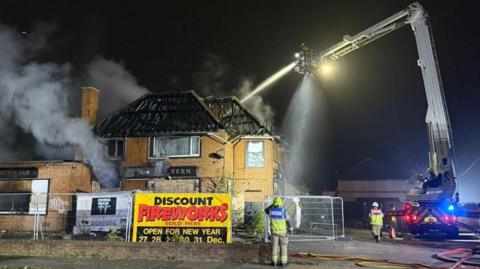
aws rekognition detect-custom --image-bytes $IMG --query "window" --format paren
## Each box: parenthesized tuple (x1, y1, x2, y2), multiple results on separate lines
(0, 179, 48, 215)
(105, 139, 125, 160)
(246, 141, 265, 168)
(0, 194, 31, 214)
(149, 136, 200, 158)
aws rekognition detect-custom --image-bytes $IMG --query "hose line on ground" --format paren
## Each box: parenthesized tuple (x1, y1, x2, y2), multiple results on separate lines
(292, 253, 436, 269)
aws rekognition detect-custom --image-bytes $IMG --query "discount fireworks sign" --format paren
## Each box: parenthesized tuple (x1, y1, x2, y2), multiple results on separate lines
(132, 193, 232, 243)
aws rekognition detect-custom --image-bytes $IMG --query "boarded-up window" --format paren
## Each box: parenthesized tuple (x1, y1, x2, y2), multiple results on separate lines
(246, 141, 265, 168)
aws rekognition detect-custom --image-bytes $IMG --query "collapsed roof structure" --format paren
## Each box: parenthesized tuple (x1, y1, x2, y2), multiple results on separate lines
(94, 91, 272, 138)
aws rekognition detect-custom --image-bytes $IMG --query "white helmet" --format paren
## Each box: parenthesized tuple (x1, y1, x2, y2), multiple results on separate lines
(372, 202, 379, 208)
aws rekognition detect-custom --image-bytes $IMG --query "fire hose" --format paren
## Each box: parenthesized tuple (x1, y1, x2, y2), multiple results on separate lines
(435, 247, 480, 268)
(294, 223, 480, 268)
(432, 222, 480, 268)
(292, 253, 436, 268)
(293, 252, 480, 268)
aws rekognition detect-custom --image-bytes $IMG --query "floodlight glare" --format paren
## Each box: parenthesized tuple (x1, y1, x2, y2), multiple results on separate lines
(318, 62, 333, 76)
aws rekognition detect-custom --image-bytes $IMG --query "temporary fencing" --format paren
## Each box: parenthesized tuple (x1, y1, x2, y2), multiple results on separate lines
(264, 195, 344, 242)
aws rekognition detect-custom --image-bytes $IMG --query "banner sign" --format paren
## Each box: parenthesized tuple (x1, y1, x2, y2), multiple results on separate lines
(168, 166, 196, 177)
(132, 193, 231, 243)
(0, 168, 38, 179)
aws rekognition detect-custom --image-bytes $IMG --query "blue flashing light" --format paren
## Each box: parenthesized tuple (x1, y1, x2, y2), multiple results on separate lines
(447, 204, 455, 211)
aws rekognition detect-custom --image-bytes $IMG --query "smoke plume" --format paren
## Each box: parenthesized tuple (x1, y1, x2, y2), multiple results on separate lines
(236, 78, 274, 124)
(84, 56, 149, 117)
(0, 23, 118, 187)
(192, 54, 275, 124)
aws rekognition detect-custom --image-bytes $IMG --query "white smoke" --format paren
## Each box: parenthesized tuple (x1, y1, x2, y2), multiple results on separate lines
(235, 78, 274, 124)
(0, 23, 118, 187)
(84, 56, 149, 117)
(192, 53, 227, 97)
(192, 54, 275, 124)
(154, 160, 170, 177)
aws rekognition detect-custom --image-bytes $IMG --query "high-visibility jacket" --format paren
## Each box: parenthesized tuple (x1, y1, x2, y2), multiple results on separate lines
(390, 207, 397, 223)
(369, 208, 384, 226)
(269, 207, 288, 236)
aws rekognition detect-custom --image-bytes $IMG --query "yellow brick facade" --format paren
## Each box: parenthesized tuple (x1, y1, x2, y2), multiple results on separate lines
(120, 134, 283, 203)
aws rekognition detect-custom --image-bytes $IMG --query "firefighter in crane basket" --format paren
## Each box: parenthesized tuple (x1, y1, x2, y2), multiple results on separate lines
(369, 202, 384, 243)
(265, 197, 293, 267)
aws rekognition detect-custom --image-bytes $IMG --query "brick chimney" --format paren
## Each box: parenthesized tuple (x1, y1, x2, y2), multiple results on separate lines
(80, 87, 100, 124)
(75, 87, 100, 161)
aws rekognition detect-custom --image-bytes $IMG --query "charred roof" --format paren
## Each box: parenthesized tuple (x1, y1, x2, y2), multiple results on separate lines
(94, 91, 272, 138)
(204, 96, 272, 137)
(94, 91, 222, 137)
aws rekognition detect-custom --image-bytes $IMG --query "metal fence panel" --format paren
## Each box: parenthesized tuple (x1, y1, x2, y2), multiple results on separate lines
(264, 195, 344, 242)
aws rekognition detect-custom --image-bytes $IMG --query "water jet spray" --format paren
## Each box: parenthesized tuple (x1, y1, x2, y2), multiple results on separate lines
(240, 62, 296, 103)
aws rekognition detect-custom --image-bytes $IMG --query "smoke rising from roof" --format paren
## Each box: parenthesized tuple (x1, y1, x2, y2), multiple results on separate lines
(84, 56, 149, 117)
(236, 78, 274, 124)
(0, 22, 118, 187)
(192, 54, 275, 124)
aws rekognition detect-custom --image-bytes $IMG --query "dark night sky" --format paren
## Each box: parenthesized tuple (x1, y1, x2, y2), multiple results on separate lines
(1, 0, 479, 200)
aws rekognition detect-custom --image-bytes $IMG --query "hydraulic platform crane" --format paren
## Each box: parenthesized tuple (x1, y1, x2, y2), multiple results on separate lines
(295, 2, 462, 237)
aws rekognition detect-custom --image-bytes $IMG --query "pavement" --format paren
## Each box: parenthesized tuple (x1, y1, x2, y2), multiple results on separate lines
(0, 228, 479, 269)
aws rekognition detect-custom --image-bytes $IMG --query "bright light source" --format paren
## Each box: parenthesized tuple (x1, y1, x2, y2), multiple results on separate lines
(294, 52, 300, 58)
(318, 62, 334, 77)
(447, 204, 455, 211)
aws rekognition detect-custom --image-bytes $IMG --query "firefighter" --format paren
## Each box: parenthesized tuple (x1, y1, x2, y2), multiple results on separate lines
(362, 202, 369, 228)
(369, 201, 384, 242)
(265, 197, 293, 267)
(388, 204, 397, 239)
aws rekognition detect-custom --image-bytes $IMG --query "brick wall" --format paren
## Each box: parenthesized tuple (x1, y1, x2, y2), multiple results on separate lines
(121, 180, 147, 191)
(0, 180, 31, 192)
(124, 137, 149, 167)
(0, 239, 270, 263)
(0, 162, 94, 232)
(232, 139, 274, 203)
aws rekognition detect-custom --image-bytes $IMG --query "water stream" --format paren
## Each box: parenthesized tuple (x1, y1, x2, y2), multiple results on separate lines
(282, 74, 328, 194)
(240, 62, 296, 103)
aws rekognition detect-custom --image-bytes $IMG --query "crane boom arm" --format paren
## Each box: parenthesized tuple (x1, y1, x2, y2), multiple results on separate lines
(296, 2, 457, 201)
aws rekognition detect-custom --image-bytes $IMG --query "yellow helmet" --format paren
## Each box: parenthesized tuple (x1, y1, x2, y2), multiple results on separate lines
(273, 197, 283, 207)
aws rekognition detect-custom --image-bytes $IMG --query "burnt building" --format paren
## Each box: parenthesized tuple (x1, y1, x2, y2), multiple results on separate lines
(93, 91, 285, 205)
(0, 161, 96, 232)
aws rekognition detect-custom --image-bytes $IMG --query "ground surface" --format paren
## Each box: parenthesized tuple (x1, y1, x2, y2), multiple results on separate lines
(0, 228, 479, 269)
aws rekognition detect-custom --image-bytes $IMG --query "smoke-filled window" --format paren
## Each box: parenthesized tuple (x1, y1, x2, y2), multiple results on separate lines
(246, 141, 265, 168)
(106, 139, 125, 160)
(149, 136, 201, 158)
